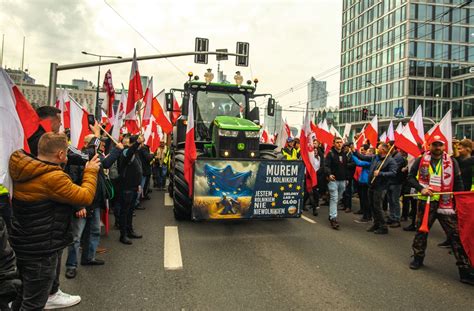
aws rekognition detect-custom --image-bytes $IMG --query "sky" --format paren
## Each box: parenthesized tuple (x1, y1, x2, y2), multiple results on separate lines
(0, 0, 343, 127)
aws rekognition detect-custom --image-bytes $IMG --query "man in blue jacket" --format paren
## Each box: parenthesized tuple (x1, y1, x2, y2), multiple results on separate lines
(353, 143, 397, 234)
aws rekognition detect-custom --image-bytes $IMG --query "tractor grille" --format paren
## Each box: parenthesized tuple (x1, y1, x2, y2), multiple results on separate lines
(219, 131, 259, 158)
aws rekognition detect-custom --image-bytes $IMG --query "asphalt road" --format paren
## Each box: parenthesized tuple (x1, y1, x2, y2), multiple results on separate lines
(58, 190, 473, 310)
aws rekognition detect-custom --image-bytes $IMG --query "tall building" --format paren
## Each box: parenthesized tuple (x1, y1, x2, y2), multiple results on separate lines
(339, 0, 474, 136)
(307, 77, 328, 109)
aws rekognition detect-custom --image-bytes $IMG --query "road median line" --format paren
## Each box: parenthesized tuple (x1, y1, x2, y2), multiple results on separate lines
(164, 226, 183, 270)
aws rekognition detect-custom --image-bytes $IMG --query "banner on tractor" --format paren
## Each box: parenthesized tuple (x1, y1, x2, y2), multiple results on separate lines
(192, 159, 305, 220)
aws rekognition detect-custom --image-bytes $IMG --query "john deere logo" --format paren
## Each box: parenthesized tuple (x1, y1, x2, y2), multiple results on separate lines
(237, 143, 245, 151)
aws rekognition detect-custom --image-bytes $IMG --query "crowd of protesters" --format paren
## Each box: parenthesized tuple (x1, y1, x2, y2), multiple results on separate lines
(282, 133, 474, 286)
(0, 106, 169, 310)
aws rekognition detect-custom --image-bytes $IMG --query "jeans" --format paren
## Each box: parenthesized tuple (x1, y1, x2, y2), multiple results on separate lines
(120, 190, 138, 237)
(135, 177, 147, 206)
(328, 180, 346, 220)
(13, 251, 59, 311)
(387, 184, 402, 222)
(66, 217, 87, 269)
(86, 207, 102, 262)
(368, 188, 387, 228)
(158, 166, 167, 188)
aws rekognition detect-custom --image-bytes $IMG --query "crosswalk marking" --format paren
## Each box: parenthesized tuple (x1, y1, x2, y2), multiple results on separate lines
(164, 226, 183, 270)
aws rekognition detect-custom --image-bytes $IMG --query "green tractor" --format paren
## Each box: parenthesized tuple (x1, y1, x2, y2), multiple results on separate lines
(166, 74, 304, 221)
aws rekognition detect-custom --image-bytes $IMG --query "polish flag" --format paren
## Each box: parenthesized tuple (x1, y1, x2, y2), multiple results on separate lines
(184, 94, 197, 196)
(111, 92, 126, 141)
(275, 118, 290, 151)
(151, 89, 173, 134)
(261, 128, 269, 143)
(394, 118, 422, 158)
(0, 68, 41, 192)
(364, 115, 378, 148)
(379, 131, 387, 143)
(408, 105, 425, 145)
(300, 112, 320, 189)
(330, 124, 342, 138)
(69, 97, 90, 150)
(171, 94, 181, 124)
(102, 69, 115, 119)
(423, 124, 437, 151)
(56, 89, 71, 131)
(125, 49, 143, 134)
(144, 117, 159, 151)
(101, 110, 112, 132)
(387, 120, 395, 142)
(312, 119, 334, 155)
(142, 77, 154, 128)
(426, 110, 453, 154)
(394, 122, 403, 141)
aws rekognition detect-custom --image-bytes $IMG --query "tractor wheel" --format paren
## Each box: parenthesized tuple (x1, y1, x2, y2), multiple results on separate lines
(172, 151, 192, 221)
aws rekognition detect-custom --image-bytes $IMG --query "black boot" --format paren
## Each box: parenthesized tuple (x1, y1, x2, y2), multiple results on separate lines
(409, 256, 424, 270)
(128, 230, 143, 239)
(367, 224, 378, 232)
(459, 268, 474, 285)
(120, 235, 132, 245)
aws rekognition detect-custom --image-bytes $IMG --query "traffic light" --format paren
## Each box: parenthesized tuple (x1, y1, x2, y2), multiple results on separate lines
(362, 108, 368, 120)
(195, 37, 209, 64)
(235, 42, 249, 67)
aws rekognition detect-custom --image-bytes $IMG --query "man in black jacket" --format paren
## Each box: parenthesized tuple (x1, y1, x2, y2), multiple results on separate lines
(118, 135, 144, 245)
(386, 143, 408, 228)
(324, 137, 347, 229)
(354, 143, 397, 234)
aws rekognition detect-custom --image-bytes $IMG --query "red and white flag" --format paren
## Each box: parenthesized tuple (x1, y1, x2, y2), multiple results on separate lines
(364, 115, 378, 148)
(354, 124, 367, 151)
(387, 120, 395, 142)
(379, 131, 387, 143)
(426, 110, 452, 154)
(330, 124, 342, 138)
(102, 69, 115, 120)
(394, 116, 422, 157)
(423, 123, 437, 151)
(184, 94, 197, 196)
(151, 89, 173, 134)
(453, 192, 474, 265)
(261, 128, 269, 143)
(101, 110, 112, 132)
(0, 68, 41, 192)
(124, 49, 143, 134)
(394, 122, 403, 141)
(56, 89, 71, 131)
(69, 97, 90, 150)
(300, 112, 320, 189)
(311, 119, 334, 155)
(408, 105, 425, 145)
(111, 92, 126, 141)
(171, 94, 181, 124)
(142, 77, 153, 128)
(275, 118, 290, 152)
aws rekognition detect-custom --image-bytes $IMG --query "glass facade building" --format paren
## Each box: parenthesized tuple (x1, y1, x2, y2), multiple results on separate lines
(339, 0, 474, 136)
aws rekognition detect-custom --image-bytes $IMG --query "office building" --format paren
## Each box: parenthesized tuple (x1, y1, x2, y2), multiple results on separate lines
(339, 0, 474, 136)
(307, 77, 328, 109)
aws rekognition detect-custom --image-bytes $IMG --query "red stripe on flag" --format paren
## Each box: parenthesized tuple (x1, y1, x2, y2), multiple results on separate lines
(454, 191, 474, 265)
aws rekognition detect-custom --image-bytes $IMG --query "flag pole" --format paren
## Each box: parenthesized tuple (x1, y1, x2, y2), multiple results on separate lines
(370, 144, 395, 184)
(98, 124, 119, 145)
(404, 191, 454, 197)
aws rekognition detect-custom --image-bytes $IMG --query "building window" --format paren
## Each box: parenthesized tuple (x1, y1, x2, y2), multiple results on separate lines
(465, 78, 474, 97)
(463, 99, 474, 117)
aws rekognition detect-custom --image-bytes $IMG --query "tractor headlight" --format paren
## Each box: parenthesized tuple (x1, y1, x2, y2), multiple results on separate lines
(245, 131, 260, 138)
(219, 129, 239, 137)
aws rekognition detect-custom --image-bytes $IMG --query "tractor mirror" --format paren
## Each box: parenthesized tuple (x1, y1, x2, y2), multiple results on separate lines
(267, 98, 275, 116)
(248, 106, 260, 125)
(165, 93, 173, 111)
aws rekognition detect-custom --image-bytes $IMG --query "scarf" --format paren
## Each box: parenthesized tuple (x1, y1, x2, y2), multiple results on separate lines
(418, 151, 454, 214)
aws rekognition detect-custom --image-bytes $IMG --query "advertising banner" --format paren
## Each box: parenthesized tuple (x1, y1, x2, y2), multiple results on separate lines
(192, 159, 305, 220)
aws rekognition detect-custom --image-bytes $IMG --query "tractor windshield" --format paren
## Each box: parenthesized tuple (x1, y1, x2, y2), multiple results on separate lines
(195, 91, 246, 141)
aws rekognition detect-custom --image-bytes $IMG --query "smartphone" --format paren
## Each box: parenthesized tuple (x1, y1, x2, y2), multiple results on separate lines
(87, 114, 95, 125)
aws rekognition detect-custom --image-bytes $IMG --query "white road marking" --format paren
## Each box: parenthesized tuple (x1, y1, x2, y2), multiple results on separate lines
(301, 215, 317, 224)
(164, 194, 173, 206)
(164, 226, 183, 270)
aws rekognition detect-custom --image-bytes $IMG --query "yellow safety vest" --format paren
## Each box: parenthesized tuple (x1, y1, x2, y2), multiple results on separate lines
(417, 160, 441, 202)
(0, 185, 8, 196)
(282, 148, 298, 160)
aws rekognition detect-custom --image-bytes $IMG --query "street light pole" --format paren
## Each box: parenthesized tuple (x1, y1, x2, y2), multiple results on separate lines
(366, 80, 381, 117)
(81, 51, 122, 119)
(435, 93, 440, 121)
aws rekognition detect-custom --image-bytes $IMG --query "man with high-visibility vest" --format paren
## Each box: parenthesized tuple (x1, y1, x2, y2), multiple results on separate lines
(407, 135, 473, 285)
(282, 137, 298, 160)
